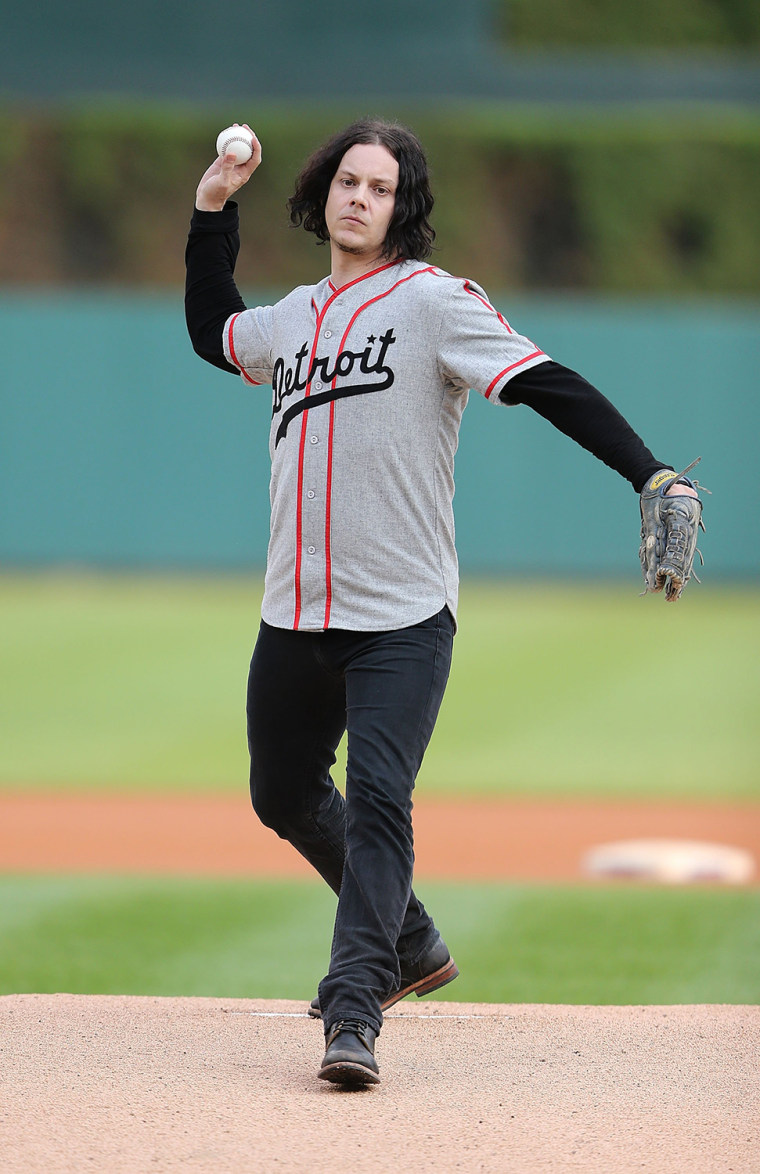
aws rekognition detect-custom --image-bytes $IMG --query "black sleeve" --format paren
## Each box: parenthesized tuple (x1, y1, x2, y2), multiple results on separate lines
(501, 361, 670, 493)
(184, 201, 247, 374)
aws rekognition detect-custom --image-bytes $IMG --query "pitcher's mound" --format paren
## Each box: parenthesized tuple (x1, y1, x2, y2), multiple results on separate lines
(1, 994, 757, 1173)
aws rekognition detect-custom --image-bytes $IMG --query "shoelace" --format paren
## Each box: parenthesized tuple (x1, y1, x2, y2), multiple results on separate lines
(328, 1019, 372, 1047)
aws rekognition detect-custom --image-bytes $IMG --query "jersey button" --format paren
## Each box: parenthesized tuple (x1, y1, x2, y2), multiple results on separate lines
(324, 330, 332, 339)
(307, 546, 316, 555)
(310, 435, 319, 444)
(314, 381, 323, 391)
(307, 490, 316, 499)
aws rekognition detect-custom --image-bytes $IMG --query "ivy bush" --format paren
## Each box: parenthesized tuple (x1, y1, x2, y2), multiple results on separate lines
(1, 103, 759, 294)
(498, 0, 760, 49)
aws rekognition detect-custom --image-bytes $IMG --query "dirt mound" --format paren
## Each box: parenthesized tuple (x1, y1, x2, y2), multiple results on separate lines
(1, 995, 757, 1172)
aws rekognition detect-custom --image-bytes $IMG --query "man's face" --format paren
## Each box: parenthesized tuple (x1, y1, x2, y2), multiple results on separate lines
(324, 143, 399, 264)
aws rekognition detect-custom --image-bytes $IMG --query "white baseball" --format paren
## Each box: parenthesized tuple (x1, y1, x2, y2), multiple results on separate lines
(216, 125, 254, 165)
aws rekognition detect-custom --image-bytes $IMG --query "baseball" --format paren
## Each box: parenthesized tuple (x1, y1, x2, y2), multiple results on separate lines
(216, 125, 254, 165)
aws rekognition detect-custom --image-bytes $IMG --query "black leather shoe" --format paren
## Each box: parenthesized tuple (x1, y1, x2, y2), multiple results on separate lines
(318, 1019, 380, 1086)
(308, 934, 459, 1019)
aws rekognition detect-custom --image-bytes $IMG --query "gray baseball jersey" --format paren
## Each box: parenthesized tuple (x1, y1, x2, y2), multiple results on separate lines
(223, 258, 550, 632)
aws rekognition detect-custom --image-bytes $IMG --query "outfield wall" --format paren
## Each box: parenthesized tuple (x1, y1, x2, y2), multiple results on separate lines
(1, 293, 756, 576)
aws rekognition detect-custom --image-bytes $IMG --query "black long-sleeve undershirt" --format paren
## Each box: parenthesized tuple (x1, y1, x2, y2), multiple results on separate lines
(185, 202, 245, 374)
(499, 363, 667, 492)
(185, 202, 669, 492)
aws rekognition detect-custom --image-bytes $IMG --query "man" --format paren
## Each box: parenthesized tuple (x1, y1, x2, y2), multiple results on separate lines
(185, 118, 701, 1087)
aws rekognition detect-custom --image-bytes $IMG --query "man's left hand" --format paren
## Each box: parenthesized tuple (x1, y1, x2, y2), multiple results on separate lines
(639, 466, 705, 601)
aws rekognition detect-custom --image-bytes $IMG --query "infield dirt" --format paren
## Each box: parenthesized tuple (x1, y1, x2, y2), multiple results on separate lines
(2, 793, 758, 881)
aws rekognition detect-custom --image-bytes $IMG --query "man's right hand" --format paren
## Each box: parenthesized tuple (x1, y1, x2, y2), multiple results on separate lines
(195, 125, 262, 212)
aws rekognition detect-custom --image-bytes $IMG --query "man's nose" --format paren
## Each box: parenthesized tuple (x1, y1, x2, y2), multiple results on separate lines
(351, 185, 369, 206)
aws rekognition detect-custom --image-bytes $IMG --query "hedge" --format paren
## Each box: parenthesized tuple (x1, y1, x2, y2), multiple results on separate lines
(1, 103, 759, 294)
(499, 0, 760, 49)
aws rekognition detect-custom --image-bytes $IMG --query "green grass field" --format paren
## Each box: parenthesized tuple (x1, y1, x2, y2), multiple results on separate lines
(1, 572, 758, 797)
(1, 572, 758, 1004)
(1, 877, 757, 1004)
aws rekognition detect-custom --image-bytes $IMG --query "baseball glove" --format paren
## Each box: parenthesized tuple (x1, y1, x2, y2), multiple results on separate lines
(639, 458, 707, 602)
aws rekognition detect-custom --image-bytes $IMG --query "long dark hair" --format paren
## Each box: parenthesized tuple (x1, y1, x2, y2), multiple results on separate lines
(288, 119, 435, 262)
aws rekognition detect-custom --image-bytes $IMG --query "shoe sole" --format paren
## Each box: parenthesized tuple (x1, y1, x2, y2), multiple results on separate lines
(383, 956, 460, 1010)
(318, 1061, 381, 1086)
(308, 956, 459, 1020)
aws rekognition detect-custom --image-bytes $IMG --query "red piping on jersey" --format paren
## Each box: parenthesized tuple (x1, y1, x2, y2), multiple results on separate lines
(226, 313, 261, 385)
(318, 265, 439, 628)
(336, 266, 437, 347)
(461, 281, 545, 398)
(463, 282, 514, 333)
(328, 258, 402, 297)
(293, 412, 310, 629)
(292, 297, 321, 628)
(485, 350, 545, 400)
(291, 271, 401, 629)
(323, 400, 336, 628)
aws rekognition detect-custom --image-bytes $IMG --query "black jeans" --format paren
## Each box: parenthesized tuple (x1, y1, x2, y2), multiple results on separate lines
(246, 606, 454, 1035)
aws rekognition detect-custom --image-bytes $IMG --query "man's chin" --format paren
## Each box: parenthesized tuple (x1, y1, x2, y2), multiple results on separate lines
(334, 242, 365, 256)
